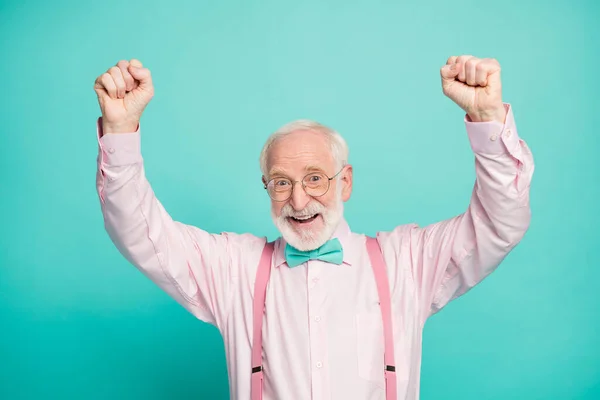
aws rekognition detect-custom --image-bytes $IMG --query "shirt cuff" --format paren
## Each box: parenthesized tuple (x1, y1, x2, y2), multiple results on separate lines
(465, 103, 520, 155)
(96, 117, 143, 166)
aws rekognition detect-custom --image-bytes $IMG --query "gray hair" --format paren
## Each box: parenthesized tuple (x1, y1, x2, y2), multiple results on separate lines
(259, 119, 349, 178)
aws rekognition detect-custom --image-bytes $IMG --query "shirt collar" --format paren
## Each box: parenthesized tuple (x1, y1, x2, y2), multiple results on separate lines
(273, 218, 357, 268)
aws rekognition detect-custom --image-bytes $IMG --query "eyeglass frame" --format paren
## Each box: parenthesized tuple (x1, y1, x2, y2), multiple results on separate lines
(263, 165, 347, 202)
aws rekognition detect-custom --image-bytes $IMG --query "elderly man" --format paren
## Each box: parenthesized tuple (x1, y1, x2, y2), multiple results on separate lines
(93, 56, 533, 400)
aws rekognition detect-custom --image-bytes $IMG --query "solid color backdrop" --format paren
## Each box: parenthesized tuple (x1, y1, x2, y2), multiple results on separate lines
(1, 0, 598, 399)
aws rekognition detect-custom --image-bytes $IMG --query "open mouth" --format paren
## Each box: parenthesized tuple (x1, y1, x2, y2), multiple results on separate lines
(289, 214, 320, 224)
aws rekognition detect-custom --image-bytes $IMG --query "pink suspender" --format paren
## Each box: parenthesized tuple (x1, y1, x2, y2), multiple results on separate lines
(251, 237, 397, 400)
(251, 241, 275, 400)
(365, 236, 397, 399)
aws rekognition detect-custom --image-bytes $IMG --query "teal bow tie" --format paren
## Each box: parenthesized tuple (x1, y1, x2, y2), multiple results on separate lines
(284, 238, 344, 268)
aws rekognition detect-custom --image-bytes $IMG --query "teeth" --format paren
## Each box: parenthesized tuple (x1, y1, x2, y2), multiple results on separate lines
(294, 214, 315, 220)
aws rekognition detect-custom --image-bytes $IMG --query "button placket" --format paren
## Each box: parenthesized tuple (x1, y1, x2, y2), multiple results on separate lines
(307, 260, 327, 399)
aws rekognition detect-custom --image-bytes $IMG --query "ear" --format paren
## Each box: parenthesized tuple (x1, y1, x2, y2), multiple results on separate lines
(262, 175, 268, 187)
(341, 164, 353, 202)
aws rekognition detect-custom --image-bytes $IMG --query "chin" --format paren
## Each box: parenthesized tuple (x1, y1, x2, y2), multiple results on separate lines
(272, 203, 343, 252)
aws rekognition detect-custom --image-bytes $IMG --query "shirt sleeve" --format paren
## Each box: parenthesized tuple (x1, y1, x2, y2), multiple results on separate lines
(378, 103, 534, 322)
(95, 117, 264, 328)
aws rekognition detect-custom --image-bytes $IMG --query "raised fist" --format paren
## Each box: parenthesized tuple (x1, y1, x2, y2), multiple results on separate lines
(93, 59, 154, 133)
(440, 55, 505, 123)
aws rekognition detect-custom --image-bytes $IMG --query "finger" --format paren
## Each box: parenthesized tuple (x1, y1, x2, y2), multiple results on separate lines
(465, 58, 479, 86)
(440, 63, 460, 82)
(93, 75, 109, 101)
(477, 58, 501, 86)
(108, 66, 126, 99)
(129, 58, 143, 68)
(127, 58, 144, 89)
(128, 65, 153, 93)
(117, 60, 135, 92)
(446, 55, 458, 65)
(456, 55, 475, 82)
(475, 62, 488, 86)
(456, 55, 475, 64)
(100, 72, 118, 99)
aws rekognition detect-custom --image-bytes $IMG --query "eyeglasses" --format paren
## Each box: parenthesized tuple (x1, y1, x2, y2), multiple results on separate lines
(264, 166, 345, 202)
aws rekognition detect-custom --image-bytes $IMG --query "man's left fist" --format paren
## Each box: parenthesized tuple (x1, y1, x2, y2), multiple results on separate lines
(441, 55, 506, 123)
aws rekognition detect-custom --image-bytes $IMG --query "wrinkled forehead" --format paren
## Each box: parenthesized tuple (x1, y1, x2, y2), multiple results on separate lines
(267, 129, 335, 176)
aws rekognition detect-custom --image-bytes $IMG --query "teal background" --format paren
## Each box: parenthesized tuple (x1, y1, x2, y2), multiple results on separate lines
(1, 0, 598, 399)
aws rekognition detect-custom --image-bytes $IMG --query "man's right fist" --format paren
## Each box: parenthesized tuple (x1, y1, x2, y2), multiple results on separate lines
(93, 59, 154, 134)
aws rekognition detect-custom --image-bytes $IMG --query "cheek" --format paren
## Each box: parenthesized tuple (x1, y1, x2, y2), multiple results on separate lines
(271, 200, 285, 217)
(317, 191, 337, 209)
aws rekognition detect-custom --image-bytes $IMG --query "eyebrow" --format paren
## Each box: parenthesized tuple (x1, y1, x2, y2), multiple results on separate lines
(304, 165, 325, 173)
(268, 165, 326, 178)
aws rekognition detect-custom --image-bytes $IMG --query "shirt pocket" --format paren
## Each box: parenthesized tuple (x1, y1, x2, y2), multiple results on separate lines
(355, 310, 385, 388)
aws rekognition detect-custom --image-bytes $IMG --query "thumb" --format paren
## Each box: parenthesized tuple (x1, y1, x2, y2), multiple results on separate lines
(440, 63, 460, 83)
(93, 79, 110, 104)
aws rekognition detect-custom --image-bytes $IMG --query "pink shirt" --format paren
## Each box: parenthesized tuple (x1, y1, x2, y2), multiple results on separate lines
(95, 104, 533, 400)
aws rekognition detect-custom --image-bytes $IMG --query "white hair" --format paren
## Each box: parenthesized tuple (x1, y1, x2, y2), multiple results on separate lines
(259, 119, 349, 177)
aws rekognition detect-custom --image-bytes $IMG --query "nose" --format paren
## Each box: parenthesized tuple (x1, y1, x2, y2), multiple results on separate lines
(289, 181, 311, 211)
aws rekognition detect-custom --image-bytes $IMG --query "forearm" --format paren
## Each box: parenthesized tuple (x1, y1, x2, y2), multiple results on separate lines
(96, 119, 176, 284)
(94, 117, 237, 326)
(95, 117, 199, 309)
(464, 103, 533, 243)
(423, 104, 534, 316)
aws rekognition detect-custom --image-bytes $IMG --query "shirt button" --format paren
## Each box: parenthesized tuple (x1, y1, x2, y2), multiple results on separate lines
(505, 129, 512, 138)
(490, 134, 498, 141)
(108, 148, 116, 154)
(316, 362, 322, 368)
(312, 278, 319, 283)
(314, 316, 321, 322)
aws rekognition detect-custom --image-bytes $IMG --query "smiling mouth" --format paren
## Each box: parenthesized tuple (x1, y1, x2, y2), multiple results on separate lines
(289, 214, 320, 224)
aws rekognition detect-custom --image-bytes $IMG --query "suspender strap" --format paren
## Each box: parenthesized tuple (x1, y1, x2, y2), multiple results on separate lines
(366, 236, 398, 400)
(251, 241, 275, 400)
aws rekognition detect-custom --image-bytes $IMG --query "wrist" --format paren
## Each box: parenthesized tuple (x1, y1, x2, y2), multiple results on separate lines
(467, 106, 506, 124)
(102, 118, 139, 134)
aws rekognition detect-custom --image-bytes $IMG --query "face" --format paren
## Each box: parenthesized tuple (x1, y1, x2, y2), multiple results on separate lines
(263, 130, 353, 251)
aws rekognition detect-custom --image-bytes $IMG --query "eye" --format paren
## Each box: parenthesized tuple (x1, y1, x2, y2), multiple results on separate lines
(308, 174, 322, 182)
(275, 179, 291, 186)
